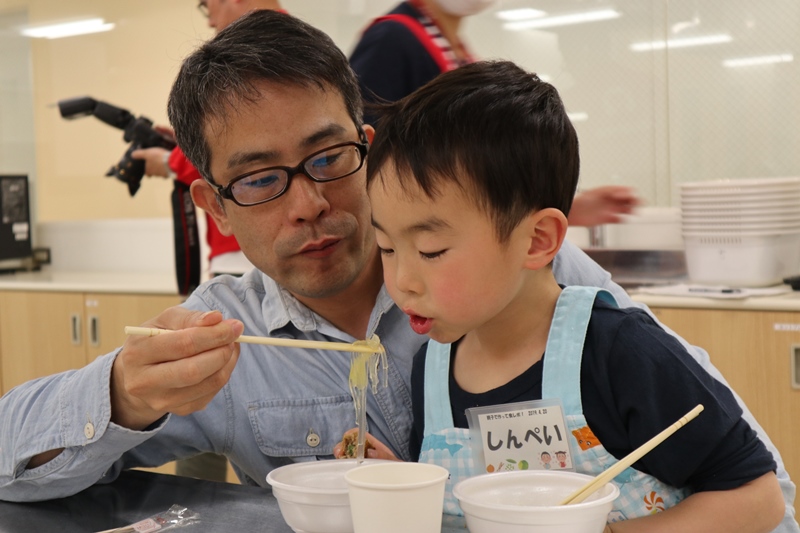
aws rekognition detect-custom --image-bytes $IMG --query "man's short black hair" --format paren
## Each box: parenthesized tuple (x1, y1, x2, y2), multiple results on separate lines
(367, 60, 579, 241)
(168, 10, 363, 184)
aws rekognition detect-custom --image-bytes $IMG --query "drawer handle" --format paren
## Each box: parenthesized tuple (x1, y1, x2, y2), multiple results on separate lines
(70, 314, 81, 345)
(792, 345, 800, 390)
(89, 315, 100, 347)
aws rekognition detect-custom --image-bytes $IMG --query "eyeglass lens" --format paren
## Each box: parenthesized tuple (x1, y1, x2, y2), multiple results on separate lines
(228, 143, 364, 205)
(197, 1, 209, 17)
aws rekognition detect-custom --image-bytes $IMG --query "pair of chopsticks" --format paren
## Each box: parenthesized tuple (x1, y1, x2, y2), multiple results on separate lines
(124, 326, 385, 354)
(560, 404, 704, 505)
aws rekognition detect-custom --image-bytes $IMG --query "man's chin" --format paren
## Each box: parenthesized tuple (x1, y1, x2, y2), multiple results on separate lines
(281, 268, 360, 300)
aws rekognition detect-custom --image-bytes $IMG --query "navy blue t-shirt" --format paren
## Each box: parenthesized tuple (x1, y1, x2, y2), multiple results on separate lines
(409, 298, 776, 493)
(349, 2, 443, 124)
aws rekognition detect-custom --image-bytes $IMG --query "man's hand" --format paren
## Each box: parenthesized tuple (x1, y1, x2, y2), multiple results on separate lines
(569, 186, 640, 227)
(110, 307, 244, 430)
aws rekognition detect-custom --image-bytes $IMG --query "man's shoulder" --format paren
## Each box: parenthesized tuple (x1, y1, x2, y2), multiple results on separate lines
(185, 270, 272, 313)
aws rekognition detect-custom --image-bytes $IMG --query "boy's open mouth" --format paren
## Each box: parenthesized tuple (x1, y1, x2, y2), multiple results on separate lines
(409, 314, 433, 335)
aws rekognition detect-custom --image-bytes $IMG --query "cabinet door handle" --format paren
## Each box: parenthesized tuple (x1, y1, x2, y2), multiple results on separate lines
(70, 314, 82, 345)
(89, 315, 100, 347)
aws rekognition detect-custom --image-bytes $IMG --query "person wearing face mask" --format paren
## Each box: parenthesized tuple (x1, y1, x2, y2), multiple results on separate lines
(349, 0, 639, 228)
(350, 0, 486, 121)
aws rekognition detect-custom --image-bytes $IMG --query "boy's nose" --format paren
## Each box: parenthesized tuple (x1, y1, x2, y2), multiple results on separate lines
(394, 260, 422, 296)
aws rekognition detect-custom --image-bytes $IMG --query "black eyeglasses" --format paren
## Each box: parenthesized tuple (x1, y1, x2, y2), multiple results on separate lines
(197, 0, 209, 17)
(212, 134, 369, 207)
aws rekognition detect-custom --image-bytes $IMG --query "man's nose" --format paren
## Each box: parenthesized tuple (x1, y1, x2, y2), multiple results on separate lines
(284, 173, 330, 222)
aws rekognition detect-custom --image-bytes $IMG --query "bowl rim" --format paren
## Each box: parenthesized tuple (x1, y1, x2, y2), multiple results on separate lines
(453, 471, 620, 513)
(266, 459, 388, 495)
(343, 461, 449, 490)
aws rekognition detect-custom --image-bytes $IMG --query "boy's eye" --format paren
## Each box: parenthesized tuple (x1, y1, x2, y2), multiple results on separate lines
(420, 250, 446, 260)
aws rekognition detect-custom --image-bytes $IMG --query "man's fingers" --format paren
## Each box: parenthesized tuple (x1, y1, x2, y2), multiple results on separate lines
(151, 306, 224, 330)
(128, 342, 240, 415)
(129, 308, 244, 365)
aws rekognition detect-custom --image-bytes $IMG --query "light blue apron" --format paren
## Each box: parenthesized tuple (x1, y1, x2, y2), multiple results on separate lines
(418, 286, 690, 519)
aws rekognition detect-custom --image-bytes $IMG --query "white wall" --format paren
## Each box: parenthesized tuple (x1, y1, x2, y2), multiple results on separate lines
(0, 0, 798, 225)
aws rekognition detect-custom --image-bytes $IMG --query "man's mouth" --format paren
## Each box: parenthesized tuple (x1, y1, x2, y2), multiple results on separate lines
(299, 238, 340, 257)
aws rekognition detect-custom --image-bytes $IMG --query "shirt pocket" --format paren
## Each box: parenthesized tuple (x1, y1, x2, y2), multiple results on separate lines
(247, 395, 355, 458)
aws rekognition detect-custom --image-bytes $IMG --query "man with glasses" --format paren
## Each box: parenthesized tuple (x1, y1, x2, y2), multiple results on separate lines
(1, 13, 797, 532)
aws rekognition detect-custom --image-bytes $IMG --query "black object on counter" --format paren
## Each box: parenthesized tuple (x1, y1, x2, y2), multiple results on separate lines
(783, 276, 800, 291)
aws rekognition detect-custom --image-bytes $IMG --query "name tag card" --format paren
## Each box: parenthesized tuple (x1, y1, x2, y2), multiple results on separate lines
(466, 399, 574, 474)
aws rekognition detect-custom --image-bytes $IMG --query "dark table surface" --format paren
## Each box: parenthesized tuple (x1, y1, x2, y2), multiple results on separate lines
(0, 469, 468, 532)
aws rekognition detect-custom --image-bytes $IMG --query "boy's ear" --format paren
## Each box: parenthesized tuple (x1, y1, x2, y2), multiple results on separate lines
(191, 180, 234, 236)
(522, 208, 568, 270)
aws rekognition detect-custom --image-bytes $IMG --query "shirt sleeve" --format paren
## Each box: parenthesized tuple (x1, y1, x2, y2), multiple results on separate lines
(168, 145, 202, 186)
(0, 351, 169, 502)
(582, 307, 777, 492)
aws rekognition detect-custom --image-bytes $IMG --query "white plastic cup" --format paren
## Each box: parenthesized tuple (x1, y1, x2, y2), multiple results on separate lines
(345, 462, 449, 533)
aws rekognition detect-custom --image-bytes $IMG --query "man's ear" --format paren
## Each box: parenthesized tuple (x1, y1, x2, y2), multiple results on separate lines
(364, 124, 375, 144)
(191, 180, 234, 236)
(521, 208, 568, 270)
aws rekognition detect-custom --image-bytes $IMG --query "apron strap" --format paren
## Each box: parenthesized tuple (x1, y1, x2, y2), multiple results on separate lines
(423, 340, 456, 434)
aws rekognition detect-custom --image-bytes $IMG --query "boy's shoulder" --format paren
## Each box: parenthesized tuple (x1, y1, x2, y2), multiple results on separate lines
(585, 296, 689, 366)
(590, 295, 655, 327)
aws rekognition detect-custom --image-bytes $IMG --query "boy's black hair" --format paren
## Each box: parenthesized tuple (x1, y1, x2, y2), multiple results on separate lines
(366, 60, 579, 241)
(168, 10, 364, 184)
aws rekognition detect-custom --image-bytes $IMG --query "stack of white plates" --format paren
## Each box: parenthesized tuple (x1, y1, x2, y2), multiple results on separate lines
(680, 177, 800, 287)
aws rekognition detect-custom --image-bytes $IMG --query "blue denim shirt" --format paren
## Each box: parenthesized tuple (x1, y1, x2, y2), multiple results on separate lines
(0, 241, 797, 532)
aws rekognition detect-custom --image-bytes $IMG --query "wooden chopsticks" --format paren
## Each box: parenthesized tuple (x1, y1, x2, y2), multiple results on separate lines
(560, 404, 704, 505)
(124, 326, 385, 354)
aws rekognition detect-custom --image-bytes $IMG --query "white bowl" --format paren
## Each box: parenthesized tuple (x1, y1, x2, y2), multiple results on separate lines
(680, 198, 800, 211)
(453, 470, 619, 533)
(680, 221, 800, 232)
(683, 231, 800, 287)
(680, 191, 800, 204)
(679, 177, 800, 195)
(266, 459, 387, 533)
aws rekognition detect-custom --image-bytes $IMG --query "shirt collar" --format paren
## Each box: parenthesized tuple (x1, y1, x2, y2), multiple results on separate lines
(260, 272, 398, 341)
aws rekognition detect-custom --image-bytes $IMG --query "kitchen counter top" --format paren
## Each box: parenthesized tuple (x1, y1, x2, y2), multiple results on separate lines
(632, 286, 800, 312)
(0, 268, 178, 295)
(3, 268, 800, 311)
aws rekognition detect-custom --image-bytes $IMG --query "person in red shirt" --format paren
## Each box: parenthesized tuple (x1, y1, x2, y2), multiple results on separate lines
(350, 0, 639, 228)
(132, 0, 286, 278)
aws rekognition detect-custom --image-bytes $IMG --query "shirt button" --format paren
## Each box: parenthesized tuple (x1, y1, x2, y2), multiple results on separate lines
(84, 422, 95, 440)
(306, 430, 321, 448)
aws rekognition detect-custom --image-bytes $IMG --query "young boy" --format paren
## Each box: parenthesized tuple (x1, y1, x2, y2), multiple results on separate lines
(336, 60, 784, 532)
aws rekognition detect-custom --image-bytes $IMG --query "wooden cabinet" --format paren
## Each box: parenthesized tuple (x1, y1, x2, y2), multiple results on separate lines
(651, 306, 800, 485)
(0, 290, 181, 394)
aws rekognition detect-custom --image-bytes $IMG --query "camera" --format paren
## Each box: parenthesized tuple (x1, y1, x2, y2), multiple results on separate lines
(57, 96, 177, 196)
